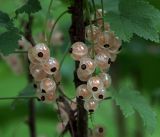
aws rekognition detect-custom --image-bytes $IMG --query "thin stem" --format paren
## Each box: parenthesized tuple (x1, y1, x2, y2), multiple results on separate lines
(101, 0, 105, 30)
(59, 42, 71, 69)
(91, 0, 97, 23)
(14, 51, 28, 53)
(44, 0, 54, 42)
(48, 10, 68, 46)
(0, 96, 37, 100)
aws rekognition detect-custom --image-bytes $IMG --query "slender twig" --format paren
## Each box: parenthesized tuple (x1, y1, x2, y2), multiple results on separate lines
(48, 10, 68, 46)
(91, 0, 97, 23)
(14, 50, 28, 53)
(44, 0, 54, 42)
(0, 96, 37, 100)
(101, 0, 105, 30)
(59, 42, 71, 69)
(24, 14, 36, 137)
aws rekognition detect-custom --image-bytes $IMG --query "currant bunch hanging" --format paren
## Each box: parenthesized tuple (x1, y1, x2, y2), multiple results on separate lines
(70, 9, 122, 112)
(28, 43, 61, 103)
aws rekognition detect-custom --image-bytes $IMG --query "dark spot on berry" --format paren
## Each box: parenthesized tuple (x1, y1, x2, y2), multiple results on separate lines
(92, 87, 98, 91)
(103, 44, 109, 48)
(98, 127, 104, 133)
(98, 94, 104, 99)
(38, 52, 43, 57)
(41, 96, 45, 101)
(89, 109, 94, 113)
(108, 58, 112, 64)
(42, 89, 46, 93)
(79, 96, 83, 99)
(81, 64, 86, 70)
(51, 67, 56, 72)
(33, 84, 37, 88)
(69, 48, 73, 53)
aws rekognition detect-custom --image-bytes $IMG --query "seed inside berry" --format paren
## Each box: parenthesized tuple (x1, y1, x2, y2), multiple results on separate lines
(41, 96, 45, 101)
(51, 67, 56, 72)
(38, 52, 43, 57)
(89, 109, 94, 112)
(41, 89, 46, 93)
(79, 96, 83, 99)
(92, 87, 98, 91)
(81, 64, 86, 70)
(98, 127, 104, 133)
(98, 94, 104, 99)
(104, 44, 109, 48)
(69, 48, 73, 53)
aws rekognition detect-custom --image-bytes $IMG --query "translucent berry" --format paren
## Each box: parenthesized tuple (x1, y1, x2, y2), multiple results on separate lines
(79, 57, 96, 74)
(97, 31, 110, 47)
(93, 88, 106, 100)
(33, 43, 50, 62)
(70, 42, 88, 60)
(87, 76, 104, 92)
(40, 78, 56, 93)
(99, 73, 111, 88)
(84, 98, 98, 112)
(29, 64, 48, 81)
(37, 91, 56, 103)
(93, 125, 105, 137)
(76, 84, 92, 100)
(95, 52, 111, 70)
(108, 33, 122, 52)
(53, 70, 61, 83)
(28, 47, 39, 64)
(42, 57, 59, 75)
(85, 25, 100, 43)
(77, 68, 91, 81)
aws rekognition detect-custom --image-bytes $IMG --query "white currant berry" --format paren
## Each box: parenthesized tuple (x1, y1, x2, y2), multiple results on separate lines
(53, 70, 61, 83)
(33, 43, 50, 62)
(40, 78, 56, 93)
(36, 88, 56, 103)
(99, 73, 111, 88)
(93, 88, 106, 100)
(95, 52, 111, 70)
(79, 57, 96, 75)
(42, 57, 60, 75)
(93, 125, 105, 137)
(87, 76, 104, 92)
(28, 47, 39, 64)
(29, 63, 48, 81)
(85, 25, 100, 43)
(70, 42, 88, 60)
(98, 31, 110, 48)
(84, 98, 98, 112)
(76, 84, 92, 100)
(77, 68, 91, 81)
(108, 32, 122, 52)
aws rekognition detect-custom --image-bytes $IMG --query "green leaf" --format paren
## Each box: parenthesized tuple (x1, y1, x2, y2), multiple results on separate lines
(0, 11, 14, 29)
(15, 0, 41, 16)
(0, 30, 21, 55)
(112, 81, 157, 134)
(105, 0, 160, 42)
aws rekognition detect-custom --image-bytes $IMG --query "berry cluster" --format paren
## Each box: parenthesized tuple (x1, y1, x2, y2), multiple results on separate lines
(69, 10, 121, 112)
(28, 43, 61, 103)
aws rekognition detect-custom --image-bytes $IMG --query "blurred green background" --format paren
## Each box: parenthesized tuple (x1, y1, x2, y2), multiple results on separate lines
(0, 0, 160, 137)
